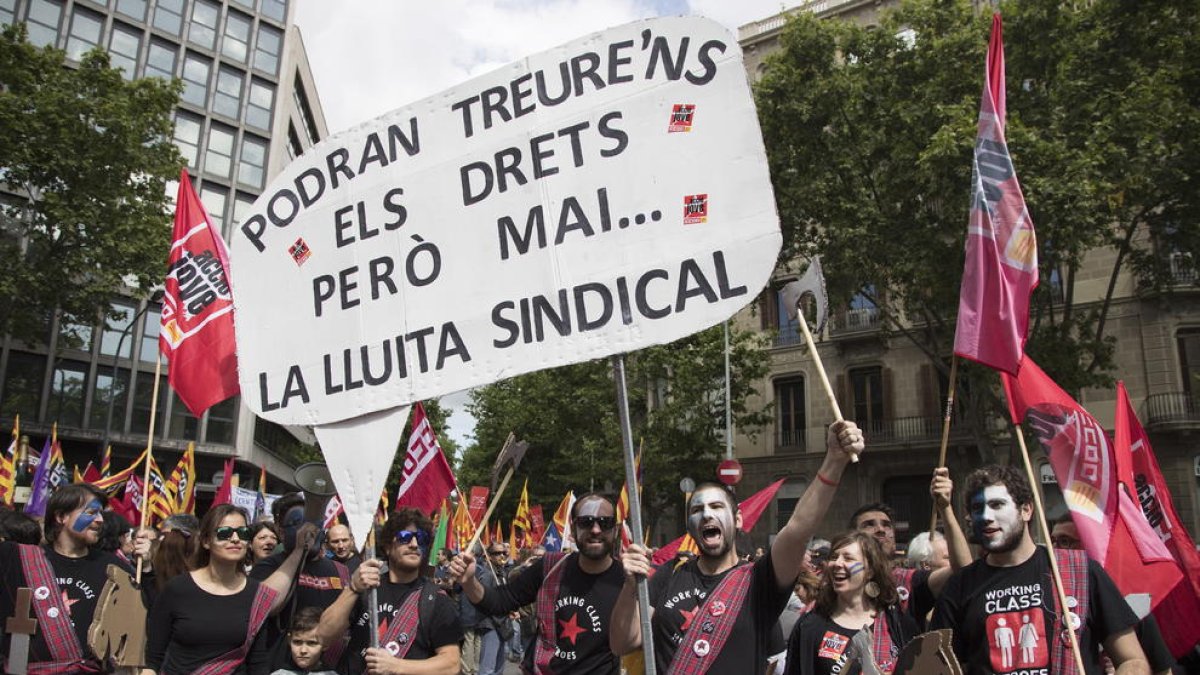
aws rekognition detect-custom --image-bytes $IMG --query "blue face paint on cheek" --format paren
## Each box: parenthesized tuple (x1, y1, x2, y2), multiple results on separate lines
(846, 562, 865, 577)
(72, 499, 104, 533)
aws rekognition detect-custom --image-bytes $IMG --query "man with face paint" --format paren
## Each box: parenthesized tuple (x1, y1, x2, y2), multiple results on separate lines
(931, 465, 1149, 675)
(317, 507, 462, 674)
(447, 493, 627, 674)
(0, 484, 133, 672)
(611, 421, 867, 674)
(251, 492, 354, 670)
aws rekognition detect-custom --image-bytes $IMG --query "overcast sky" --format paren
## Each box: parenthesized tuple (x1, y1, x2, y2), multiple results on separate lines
(290, 0, 804, 448)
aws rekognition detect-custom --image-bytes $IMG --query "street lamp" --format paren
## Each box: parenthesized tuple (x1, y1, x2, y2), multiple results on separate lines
(100, 289, 165, 461)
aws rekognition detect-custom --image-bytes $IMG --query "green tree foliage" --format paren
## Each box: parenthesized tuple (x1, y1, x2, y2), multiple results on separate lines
(0, 25, 183, 344)
(457, 324, 772, 539)
(755, 0, 1200, 456)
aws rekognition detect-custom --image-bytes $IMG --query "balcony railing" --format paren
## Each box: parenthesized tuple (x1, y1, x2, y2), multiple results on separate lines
(776, 428, 807, 452)
(1169, 252, 1197, 285)
(864, 416, 963, 444)
(831, 307, 881, 334)
(1143, 392, 1200, 427)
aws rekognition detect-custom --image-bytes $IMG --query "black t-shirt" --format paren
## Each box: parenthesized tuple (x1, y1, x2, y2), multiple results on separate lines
(473, 553, 625, 675)
(647, 552, 790, 674)
(809, 614, 860, 675)
(0, 542, 131, 667)
(344, 576, 462, 673)
(250, 552, 348, 649)
(145, 572, 271, 675)
(931, 548, 1138, 675)
(893, 567, 936, 628)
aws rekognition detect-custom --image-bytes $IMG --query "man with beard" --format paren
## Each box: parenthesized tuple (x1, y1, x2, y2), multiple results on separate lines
(318, 506, 461, 673)
(931, 465, 1149, 675)
(611, 421, 866, 673)
(0, 484, 132, 673)
(325, 523, 361, 573)
(448, 494, 626, 674)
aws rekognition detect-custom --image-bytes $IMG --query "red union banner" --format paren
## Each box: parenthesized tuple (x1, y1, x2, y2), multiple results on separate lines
(394, 402, 455, 515)
(161, 169, 239, 416)
(467, 486, 489, 525)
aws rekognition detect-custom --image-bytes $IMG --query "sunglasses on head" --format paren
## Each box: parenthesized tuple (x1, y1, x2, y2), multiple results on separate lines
(394, 530, 431, 547)
(215, 526, 251, 542)
(574, 516, 617, 531)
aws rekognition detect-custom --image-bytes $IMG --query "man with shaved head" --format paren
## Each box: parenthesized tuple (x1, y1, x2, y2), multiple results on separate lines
(326, 523, 360, 573)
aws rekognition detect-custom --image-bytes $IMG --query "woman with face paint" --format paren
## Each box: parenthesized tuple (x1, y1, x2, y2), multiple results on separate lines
(145, 504, 318, 675)
(783, 532, 917, 675)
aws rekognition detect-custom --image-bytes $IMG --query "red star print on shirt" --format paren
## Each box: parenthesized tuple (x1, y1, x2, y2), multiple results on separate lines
(679, 607, 697, 632)
(60, 590, 80, 615)
(558, 612, 587, 645)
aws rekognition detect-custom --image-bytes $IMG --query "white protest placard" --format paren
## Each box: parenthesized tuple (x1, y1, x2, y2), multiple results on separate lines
(230, 16, 781, 545)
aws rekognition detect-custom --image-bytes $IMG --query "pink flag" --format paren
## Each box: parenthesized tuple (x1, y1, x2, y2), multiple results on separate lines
(1113, 382, 1200, 656)
(467, 486, 490, 525)
(323, 494, 345, 529)
(160, 169, 239, 416)
(953, 14, 1039, 375)
(1002, 359, 1182, 613)
(394, 402, 456, 516)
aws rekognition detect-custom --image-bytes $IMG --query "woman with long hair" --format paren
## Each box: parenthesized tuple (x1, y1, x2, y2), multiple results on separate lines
(784, 532, 917, 675)
(145, 504, 315, 675)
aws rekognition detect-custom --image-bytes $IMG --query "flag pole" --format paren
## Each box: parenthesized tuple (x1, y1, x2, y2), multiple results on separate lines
(929, 355, 959, 534)
(1006, 395, 1086, 675)
(136, 352, 164, 586)
(611, 354, 657, 675)
(795, 313, 858, 462)
(364, 527, 380, 649)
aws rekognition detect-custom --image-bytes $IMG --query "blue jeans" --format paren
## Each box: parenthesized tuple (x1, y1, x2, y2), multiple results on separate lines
(478, 627, 507, 675)
(507, 618, 523, 660)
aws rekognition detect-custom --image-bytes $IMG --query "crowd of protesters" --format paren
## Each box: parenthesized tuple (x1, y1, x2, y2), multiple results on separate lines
(0, 419, 1194, 674)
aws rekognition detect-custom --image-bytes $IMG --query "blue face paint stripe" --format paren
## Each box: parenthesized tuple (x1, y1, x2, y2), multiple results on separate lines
(846, 561, 865, 577)
(71, 499, 104, 533)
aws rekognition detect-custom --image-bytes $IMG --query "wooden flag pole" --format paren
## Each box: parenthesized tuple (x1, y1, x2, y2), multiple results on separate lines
(135, 352, 164, 586)
(795, 314, 858, 463)
(1008, 406, 1087, 675)
(611, 354, 657, 675)
(929, 356, 959, 534)
(364, 527, 380, 649)
(463, 433, 519, 555)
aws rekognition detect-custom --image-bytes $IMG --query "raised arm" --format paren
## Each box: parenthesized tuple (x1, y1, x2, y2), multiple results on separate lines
(260, 523, 319, 615)
(317, 558, 377, 648)
(610, 543, 653, 656)
(928, 467, 973, 596)
(770, 421, 864, 590)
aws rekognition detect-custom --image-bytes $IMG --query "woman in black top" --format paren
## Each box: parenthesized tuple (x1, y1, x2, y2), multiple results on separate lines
(784, 532, 916, 675)
(146, 504, 314, 675)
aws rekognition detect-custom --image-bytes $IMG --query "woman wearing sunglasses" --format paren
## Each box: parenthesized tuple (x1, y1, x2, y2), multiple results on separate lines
(145, 503, 318, 675)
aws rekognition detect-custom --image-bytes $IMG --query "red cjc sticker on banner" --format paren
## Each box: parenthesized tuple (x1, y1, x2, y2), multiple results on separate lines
(289, 238, 312, 266)
(668, 104, 695, 132)
(683, 194, 708, 224)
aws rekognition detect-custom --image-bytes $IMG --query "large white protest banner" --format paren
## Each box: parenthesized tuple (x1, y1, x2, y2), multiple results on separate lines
(230, 16, 781, 545)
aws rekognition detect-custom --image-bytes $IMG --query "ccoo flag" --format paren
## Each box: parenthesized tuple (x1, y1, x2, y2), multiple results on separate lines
(953, 14, 1038, 375)
(394, 402, 456, 515)
(161, 169, 239, 416)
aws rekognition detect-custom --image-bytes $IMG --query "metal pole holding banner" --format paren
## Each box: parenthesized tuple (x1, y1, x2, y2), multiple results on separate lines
(610, 354, 657, 675)
(723, 321, 733, 460)
(364, 528, 380, 649)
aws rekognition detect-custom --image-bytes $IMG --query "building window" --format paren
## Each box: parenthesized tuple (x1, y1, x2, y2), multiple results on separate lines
(881, 476, 930, 548)
(213, 67, 244, 119)
(774, 479, 809, 533)
(238, 135, 266, 189)
(58, 317, 93, 353)
(232, 193, 255, 230)
(204, 125, 235, 179)
(169, 392, 199, 440)
(839, 285, 880, 332)
(1, 352, 46, 419)
(850, 366, 886, 435)
(130, 372, 167, 435)
(65, 7, 103, 61)
(90, 367, 130, 430)
(759, 284, 802, 347)
(260, 0, 285, 23)
(47, 360, 88, 427)
(293, 75, 320, 145)
(221, 10, 251, 62)
(0, 0, 15, 26)
(286, 123, 303, 160)
(181, 53, 211, 108)
(152, 0, 184, 35)
(253, 24, 281, 75)
(115, 0, 146, 22)
(108, 24, 141, 79)
(145, 40, 176, 79)
(188, 0, 219, 50)
(230, 0, 255, 10)
(25, 0, 63, 49)
(139, 303, 161, 362)
(173, 113, 202, 168)
(99, 301, 136, 358)
(775, 376, 806, 450)
(1178, 329, 1200, 399)
(199, 183, 228, 234)
(205, 396, 236, 444)
(245, 79, 273, 131)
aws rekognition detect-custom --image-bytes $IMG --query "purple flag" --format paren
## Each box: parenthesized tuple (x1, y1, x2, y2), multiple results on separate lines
(23, 437, 53, 516)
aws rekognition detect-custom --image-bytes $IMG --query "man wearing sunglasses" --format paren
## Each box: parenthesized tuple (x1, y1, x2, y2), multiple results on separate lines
(611, 420, 867, 674)
(449, 493, 627, 674)
(318, 507, 461, 674)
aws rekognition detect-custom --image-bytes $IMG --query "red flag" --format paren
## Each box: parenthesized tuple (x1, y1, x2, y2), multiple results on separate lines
(953, 14, 1038, 375)
(394, 402, 455, 515)
(1002, 359, 1182, 613)
(529, 505, 545, 543)
(467, 486, 490, 525)
(211, 457, 235, 506)
(114, 475, 145, 526)
(651, 479, 786, 566)
(323, 494, 345, 529)
(160, 169, 239, 416)
(1113, 382, 1200, 656)
(82, 461, 102, 485)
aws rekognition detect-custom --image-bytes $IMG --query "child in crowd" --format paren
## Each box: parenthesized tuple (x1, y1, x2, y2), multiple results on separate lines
(270, 606, 339, 675)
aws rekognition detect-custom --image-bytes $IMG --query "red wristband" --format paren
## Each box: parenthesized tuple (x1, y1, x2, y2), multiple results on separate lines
(816, 472, 839, 487)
